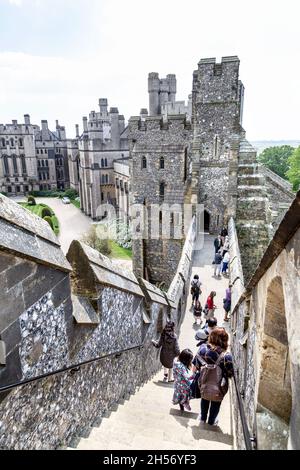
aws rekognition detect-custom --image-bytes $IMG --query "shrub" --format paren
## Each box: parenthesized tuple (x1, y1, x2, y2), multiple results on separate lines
(27, 195, 36, 206)
(43, 216, 53, 229)
(52, 216, 60, 235)
(81, 226, 111, 256)
(64, 188, 78, 200)
(41, 207, 52, 218)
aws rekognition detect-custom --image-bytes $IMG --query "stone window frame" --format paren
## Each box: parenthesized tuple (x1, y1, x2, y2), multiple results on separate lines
(142, 156, 147, 169)
(160, 156, 165, 170)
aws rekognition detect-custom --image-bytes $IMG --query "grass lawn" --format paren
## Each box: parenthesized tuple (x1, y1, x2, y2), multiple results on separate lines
(109, 241, 132, 260)
(72, 200, 81, 209)
(19, 202, 60, 236)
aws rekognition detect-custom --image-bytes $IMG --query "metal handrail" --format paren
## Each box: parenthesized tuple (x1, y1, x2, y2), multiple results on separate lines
(0, 342, 144, 394)
(232, 371, 256, 450)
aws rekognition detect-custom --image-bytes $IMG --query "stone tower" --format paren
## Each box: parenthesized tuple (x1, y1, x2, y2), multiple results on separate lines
(191, 56, 244, 233)
(129, 112, 192, 287)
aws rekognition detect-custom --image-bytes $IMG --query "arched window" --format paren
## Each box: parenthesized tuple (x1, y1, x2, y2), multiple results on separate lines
(1, 138, 5, 147)
(101, 158, 104, 167)
(101, 174, 105, 184)
(159, 182, 165, 199)
(105, 158, 108, 167)
(106, 174, 109, 184)
(19, 138, 23, 147)
(12, 155, 18, 174)
(142, 156, 147, 169)
(3, 155, 9, 175)
(42, 160, 45, 167)
(20, 155, 26, 174)
(160, 156, 165, 169)
(45, 160, 48, 167)
(10, 139, 14, 147)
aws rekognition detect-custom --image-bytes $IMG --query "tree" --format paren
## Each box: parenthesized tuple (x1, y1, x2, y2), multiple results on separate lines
(286, 146, 300, 191)
(81, 226, 111, 256)
(257, 145, 294, 180)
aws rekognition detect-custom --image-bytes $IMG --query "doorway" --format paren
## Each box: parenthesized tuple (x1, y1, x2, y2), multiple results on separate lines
(204, 211, 210, 232)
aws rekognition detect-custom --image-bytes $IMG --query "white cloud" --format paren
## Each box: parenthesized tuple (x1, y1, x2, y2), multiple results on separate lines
(0, 0, 300, 140)
(8, 0, 23, 6)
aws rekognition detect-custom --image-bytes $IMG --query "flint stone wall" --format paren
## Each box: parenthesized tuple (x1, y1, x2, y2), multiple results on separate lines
(230, 194, 300, 450)
(0, 195, 191, 449)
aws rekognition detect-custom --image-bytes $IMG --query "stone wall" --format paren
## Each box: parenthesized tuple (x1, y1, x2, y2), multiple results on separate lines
(230, 191, 300, 450)
(129, 114, 192, 286)
(0, 195, 191, 449)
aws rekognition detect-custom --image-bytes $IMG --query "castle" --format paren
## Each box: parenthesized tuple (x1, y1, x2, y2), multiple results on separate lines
(0, 117, 70, 195)
(0, 55, 299, 450)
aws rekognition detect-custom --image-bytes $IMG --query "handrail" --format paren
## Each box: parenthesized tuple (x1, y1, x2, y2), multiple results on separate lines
(232, 371, 256, 450)
(0, 342, 144, 394)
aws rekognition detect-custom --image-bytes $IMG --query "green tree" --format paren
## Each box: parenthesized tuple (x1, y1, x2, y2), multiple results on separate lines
(286, 146, 300, 191)
(257, 145, 294, 180)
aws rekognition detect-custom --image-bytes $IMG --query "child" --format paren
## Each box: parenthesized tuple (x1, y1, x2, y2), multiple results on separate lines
(193, 300, 202, 325)
(173, 349, 195, 411)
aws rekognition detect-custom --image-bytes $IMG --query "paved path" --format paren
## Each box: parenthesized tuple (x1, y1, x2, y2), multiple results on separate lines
(35, 197, 92, 254)
(13, 196, 93, 254)
(74, 234, 233, 450)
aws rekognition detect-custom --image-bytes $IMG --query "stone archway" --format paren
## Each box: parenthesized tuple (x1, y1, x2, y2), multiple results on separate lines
(257, 276, 292, 449)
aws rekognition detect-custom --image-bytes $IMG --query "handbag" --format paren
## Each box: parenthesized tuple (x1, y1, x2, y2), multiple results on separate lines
(190, 371, 201, 399)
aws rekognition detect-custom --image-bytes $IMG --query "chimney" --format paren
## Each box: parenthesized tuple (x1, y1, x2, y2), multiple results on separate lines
(12, 120, 18, 125)
(41, 120, 48, 131)
(140, 108, 148, 120)
(75, 124, 80, 138)
(109, 107, 120, 148)
(24, 114, 30, 125)
(83, 117, 88, 133)
(56, 120, 59, 128)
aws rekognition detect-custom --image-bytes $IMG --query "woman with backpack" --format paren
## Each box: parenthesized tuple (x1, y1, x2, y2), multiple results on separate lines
(194, 328, 233, 426)
(173, 349, 195, 411)
(152, 321, 180, 382)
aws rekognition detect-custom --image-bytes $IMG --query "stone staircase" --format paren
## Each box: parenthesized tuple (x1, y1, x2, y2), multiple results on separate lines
(70, 233, 234, 451)
(71, 368, 233, 450)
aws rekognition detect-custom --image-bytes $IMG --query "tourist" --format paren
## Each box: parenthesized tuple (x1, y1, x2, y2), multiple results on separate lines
(214, 251, 223, 277)
(206, 291, 217, 319)
(214, 235, 222, 254)
(191, 274, 202, 307)
(172, 349, 195, 411)
(195, 317, 218, 347)
(222, 236, 230, 257)
(194, 328, 233, 426)
(222, 251, 230, 275)
(223, 285, 232, 322)
(220, 227, 228, 244)
(152, 321, 180, 382)
(193, 300, 202, 325)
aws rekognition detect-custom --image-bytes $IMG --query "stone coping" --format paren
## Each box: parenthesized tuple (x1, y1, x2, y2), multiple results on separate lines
(0, 196, 71, 272)
(0, 194, 59, 246)
(69, 241, 144, 298)
(138, 278, 172, 307)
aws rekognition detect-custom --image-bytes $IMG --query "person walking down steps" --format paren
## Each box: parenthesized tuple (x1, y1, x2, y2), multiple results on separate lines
(173, 349, 195, 411)
(193, 300, 202, 325)
(193, 328, 233, 426)
(152, 321, 180, 382)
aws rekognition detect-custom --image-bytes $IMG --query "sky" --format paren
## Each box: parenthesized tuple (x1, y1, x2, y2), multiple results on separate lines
(0, 0, 299, 141)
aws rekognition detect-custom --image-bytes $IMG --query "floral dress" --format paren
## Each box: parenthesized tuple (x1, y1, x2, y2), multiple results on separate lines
(172, 359, 195, 406)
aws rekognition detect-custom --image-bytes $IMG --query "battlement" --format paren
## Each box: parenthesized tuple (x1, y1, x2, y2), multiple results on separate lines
(198, 55, 240, 66)
(129, 114, 191, 132)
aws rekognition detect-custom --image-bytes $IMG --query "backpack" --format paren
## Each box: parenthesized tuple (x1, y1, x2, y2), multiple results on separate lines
(198, 352, 228, 402)
(191, 280, 201, 295)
